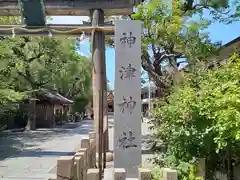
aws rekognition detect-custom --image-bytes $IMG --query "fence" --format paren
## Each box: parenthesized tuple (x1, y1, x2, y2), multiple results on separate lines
(49, 131, 178, 180)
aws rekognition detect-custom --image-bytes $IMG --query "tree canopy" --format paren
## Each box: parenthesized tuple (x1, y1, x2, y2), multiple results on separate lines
(0, 27, 92, 129)
(105, 0, 239, 97)
(132, 1, 240, 179)
(152, 54, 240, 179)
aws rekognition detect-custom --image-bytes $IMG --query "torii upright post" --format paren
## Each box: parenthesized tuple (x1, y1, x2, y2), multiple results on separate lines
(91, 9, 106, 179)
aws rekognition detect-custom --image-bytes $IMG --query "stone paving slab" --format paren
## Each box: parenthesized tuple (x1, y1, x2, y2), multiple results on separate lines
(0, 120, 93, 180)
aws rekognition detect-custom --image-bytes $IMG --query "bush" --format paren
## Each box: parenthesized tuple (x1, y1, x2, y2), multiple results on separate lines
(0, 89, 25, 128)
(152, 54, 240, 179)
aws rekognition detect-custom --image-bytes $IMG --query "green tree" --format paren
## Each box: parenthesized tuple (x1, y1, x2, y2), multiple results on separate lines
(106, 0, 238, 96)
(152, 54, 240, 180)
(51, 49, 92, 114)
(0, 17, 24, 128)
(131, 0, 223, 94)
(0, 36, 73, 130)
(0, 17, 93, 129)
(180, 0, 239, 23)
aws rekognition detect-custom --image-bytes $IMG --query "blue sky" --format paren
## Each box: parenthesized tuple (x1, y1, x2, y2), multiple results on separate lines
(51, 14, 240, 89)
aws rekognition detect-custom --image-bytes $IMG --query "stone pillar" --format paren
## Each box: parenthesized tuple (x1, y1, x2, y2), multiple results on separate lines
(103, 168, 114, 180)
(87, 169, 99, 180)
(56, 156, 74, 180)
(114, 20, 142, 178)
(114, 168, 126, 180)
(75, 151, 87, 180)
(89, 132, 96, 167)
(81, 138, 91, 168)
(75, 156, 84, 180)
(162, 168, 177, 180)
(138, 168, 152, 180)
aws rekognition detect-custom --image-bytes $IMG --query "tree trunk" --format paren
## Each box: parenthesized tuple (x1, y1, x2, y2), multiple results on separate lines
(63, 105, 68, 122)
(25, 93, 36, 130)
(205, 155, 214, 180)
(227, 145, 234, 180)
(141, 51, 168, 97)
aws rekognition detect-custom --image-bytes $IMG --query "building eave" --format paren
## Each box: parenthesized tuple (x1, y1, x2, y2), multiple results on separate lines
(208, 36, 240, 63)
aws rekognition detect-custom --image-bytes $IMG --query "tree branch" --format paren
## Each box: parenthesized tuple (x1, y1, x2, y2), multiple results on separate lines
(141, 50, 167, 89)
(27, 52, 44, 62)
(153, 52, 185, 68)
(66, 78, 83, 99)
(36, 79, 51, 87)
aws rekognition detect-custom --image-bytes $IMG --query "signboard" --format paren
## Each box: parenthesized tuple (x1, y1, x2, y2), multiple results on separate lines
(114, 20, 142, 178)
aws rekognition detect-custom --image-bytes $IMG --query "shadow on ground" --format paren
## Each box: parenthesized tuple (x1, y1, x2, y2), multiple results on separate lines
(10, 150, 76, 158)
(0, 120, 93, 161)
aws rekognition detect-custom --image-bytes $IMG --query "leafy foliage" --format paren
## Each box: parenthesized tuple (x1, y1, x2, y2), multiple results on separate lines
(152, 54, 240, 179)
(0, 34, 92, 129)
(131, 0, 223, 95)
(50, 48, 92, 113)
(181, 0, 240, 24)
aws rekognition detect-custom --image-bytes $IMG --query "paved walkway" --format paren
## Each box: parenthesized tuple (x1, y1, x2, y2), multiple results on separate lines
(0, 120, 93, 180)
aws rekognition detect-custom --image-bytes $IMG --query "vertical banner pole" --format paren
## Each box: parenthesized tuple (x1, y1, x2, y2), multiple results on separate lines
(114, 20, 142, 178)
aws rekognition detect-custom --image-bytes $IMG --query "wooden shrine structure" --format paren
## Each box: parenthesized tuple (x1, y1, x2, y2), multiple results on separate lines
(0, 0, 141, 179)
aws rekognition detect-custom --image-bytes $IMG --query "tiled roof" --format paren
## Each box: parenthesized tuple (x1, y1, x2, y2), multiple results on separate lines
(36, 89, 73, 104)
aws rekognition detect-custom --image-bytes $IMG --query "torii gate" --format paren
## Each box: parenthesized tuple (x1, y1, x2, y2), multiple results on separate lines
(0, 0, 140, 178)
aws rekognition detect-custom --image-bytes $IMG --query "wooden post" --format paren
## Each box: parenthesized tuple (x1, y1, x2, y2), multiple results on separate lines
(92, 65, 97, 124)
(90, 139, 96, 167)
(162, 168, 178, 180)
(103, 66, 108, 168)
(138, 168, 152, 180)
(91, 8, 105, 180)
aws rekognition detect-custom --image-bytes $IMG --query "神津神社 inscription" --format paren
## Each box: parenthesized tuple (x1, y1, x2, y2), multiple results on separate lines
(117, 96, 136, 114)
(114, 20, 142, 178)
(119, 63, 137, 81)
(117, 131, 138, 149)
(120, 32, 136, 48)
